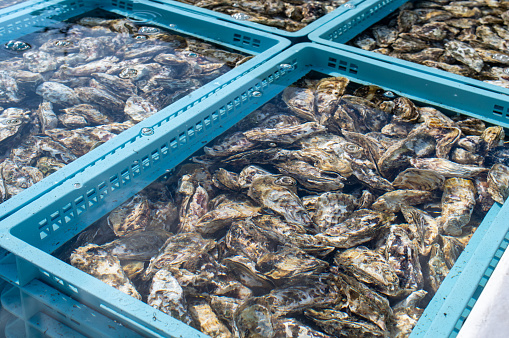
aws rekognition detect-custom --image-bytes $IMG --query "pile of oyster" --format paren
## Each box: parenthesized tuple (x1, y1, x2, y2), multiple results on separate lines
(174, 0, 349, 32)
(0, 15, 247, 203)
(350, 0, 509, 88)
(64, 76, 509, 337)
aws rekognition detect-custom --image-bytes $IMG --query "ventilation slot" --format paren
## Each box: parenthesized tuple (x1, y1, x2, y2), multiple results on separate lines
(327, 57, 359, 74)
(493, 105, 504, 116)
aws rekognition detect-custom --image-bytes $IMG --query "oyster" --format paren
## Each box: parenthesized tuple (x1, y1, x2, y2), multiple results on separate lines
(392, 168, 445, 191)
(305, 308, 385, 337)
(333, 271, 393, 331)
(487, 163, 509, 204)
(194, 198, 261, 234)
(101, 229, 170, 260)
(234, 298, 274, 338)
(372, 190, 433, 213)
(257, 246, 329, 284)
(143, 233, 216, 280)
(427, 243, 450, 293)
(441, 178, 476, 236)
(401, 205, 439, 256)
(410, 158, 488, 178)
(70, 244, 141, 300)
(35, 81, 80, 106)
(334, 246, 401, 297)
(263, 276, 338, 317)
(107, 195, 151, 237)
(148, 269, 192, 325)
(304, 192, 357, 232)
(315, 209, 394, 249)
(248, 175, 313, 226)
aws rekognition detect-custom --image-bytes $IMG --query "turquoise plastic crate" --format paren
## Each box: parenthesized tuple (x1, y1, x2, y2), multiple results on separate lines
(308, 0, 509, 98)
(133, 0, 408, 42)
(0, 0, 289, 223)
(0, 43, 509, 337)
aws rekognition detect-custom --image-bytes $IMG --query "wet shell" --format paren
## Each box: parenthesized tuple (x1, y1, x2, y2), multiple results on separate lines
(334, 247, 401, 297)
(410, 158, 488, 178)
(189, 298, 232, 338)
(148, 269, 192, 325)
(107, 195, 151, 237)
(306, 192, 358, 232)
(70, 244, 141, 300)
(372, 190, 433, 213)
(248, 175, 312, 226)
(282, 86, 317, 122)
(487, 163, 509, 204)
(315, 209, 395, 249)
(401, 205, 439, 256)
(333, 272, 393, 331)
(392, 168, 445, 191)
(427, 243, 450, 293)
(441, 178, 476, 236)
(35, 81, 80, 106)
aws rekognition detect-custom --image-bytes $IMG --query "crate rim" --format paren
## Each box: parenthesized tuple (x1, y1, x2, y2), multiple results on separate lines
(1, 42, 509, 337)
(130, 0, 369, 41)
(0, 0, 290, 223)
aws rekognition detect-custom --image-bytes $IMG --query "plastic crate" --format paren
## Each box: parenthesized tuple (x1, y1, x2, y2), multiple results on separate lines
(128, 0, 410, 42)
(1, 43, 509, 337)
(308, 0, 509, 98)
(0, 0, 290, 223)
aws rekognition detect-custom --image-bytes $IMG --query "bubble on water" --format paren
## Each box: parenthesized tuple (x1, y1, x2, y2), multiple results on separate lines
(252, 91, 262, 97)
(3, 118, 22, 126)
(134, 34, 149, 40)
(186, 52, 198, 58)
(231, 13, 251, 20)
(141, 127, 154, 136)
(5, 40, 31, 51)
(344, 3, 356, 9)
(493, 53, 509, 63)
(54, 40, 73, 47)
(139, 26, 160, 34)
(119, 68, 138, 79)
(279, 64, 295, 71)
(383, 91, 396, 98)
(73, 183, 81, 189)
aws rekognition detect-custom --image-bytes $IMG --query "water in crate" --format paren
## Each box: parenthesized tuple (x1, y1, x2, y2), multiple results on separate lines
(56, 74, 509, 337)
(349, 0, 509, 89)
(0, 9, 250, 205)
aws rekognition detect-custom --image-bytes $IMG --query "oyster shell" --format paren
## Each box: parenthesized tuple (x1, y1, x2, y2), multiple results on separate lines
(487, 163, 509, 204)
(70, 244, 141, 300)
(148, 269, 192, 324)
(334, 246, 401, 297)
(441, 178, 476, 236)
(315, 209, 394, 249)
(248, 175, 312, 226)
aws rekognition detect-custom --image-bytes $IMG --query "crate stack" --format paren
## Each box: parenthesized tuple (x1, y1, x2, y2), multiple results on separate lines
(0, 0, 508, 337)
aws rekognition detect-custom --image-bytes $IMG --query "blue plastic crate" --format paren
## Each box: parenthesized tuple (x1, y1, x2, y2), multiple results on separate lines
(308, 0, 509, 98)
(0, 0, 290, 223)
(130, 0, 409, 42)
(0, 43, 509, 337)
